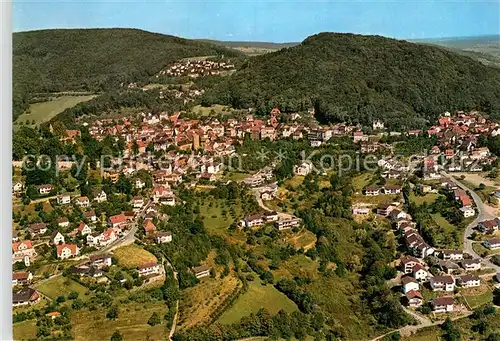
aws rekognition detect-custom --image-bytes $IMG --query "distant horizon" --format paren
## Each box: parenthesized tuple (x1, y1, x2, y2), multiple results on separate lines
(13, 1, 499, 42)
(12, 26, 500, 45)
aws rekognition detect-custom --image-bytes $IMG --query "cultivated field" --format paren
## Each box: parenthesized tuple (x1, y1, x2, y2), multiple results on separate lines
(15, 95, 96, 126)
(113, 244, 157, 269)
(217, 279, 298, 324)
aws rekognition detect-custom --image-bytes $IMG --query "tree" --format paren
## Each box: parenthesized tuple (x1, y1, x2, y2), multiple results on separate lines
(68, 291, 79, 300)
(106, 305, 119, 320)
(147, 312, 161, 326)
(110, 330, 123, 341)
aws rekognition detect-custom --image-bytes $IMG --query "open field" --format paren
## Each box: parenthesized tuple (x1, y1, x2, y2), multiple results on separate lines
(178, 272, 242, 329)
(272, 254, 319, 280)
(15, 95, 97, 126)
(431, 214, 456, 233)
(462, 286, 494, 308)
(409, 192, 440, 206)
(285, 229, 317, 251)
(199, 199, 247, 243)
(35, 276, 89, 300)
(71, 301, 168, 341)
(352, 173, 374, 192)
(217, 278, 298, 324)
(113, 244, 157, 269)
(13, 319, 37, 340)
(192, 104, 233, 116)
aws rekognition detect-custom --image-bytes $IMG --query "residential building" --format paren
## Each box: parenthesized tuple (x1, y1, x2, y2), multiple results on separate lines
(430, 276, 455, 291)
(13, 287, 40, 307)
(440, 250, 464, 261)
(456, 275, 480, 288)
(12, 272, 33, 286)
(192, 265, 211, 279)
(56, 244, 80, 259)
(137, 262, 161, 277)
(400, 256, 420, 274)
(405, 290, 423, 308)
(12, 240, 36, 263)
(28, 222, 47, 236)
(401, 276, 419, 294)
(275, 218, 301, 231)
(460, 259, 481, 271)
(412, 264, 428, 281)
(483, 238, 500, 250)
(57, 195, 71, 205)
(51, 231, 65, 245)
(294, 162, 313, 176)
(431, 296, 454, 313)
(155, 231, 172, 244)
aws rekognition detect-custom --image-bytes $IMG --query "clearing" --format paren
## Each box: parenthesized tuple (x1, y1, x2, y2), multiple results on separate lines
(113, 244, 157, 269)
(192, 104, 233, 116)
(71, 301, 168, 341)
(13, 320, 37, 340)
(15, 95, 96, 126)
(409, 192, 440, 206)
(35, 276, 89, 300)
(217, 279, 298, 324)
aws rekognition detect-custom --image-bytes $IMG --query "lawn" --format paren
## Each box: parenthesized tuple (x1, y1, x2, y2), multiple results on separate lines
(352, 173, 374, 192)
(15, 95, 97, 126)
(217, 279, 298, 324)
(71, 301, 168, 341)
(462, 287, 494, 308)
(13, 319, 37, 341)
(431, 213, 456, 233)
(113, 244, 157, 269)
(223, 171, 250, 181)
(199, 199, 247, 243)
(409, 192, 440, 206)
(35, 275, 89, 300)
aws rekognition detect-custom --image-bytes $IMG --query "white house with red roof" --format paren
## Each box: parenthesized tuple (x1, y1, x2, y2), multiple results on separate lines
(56, 244, 80, 259)
(12, 241, 36, 263)
(108, 213, 127, 228)
(75, 196, 90, 208)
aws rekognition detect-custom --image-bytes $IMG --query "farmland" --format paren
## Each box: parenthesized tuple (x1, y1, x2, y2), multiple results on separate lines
(35, 275, 89, 300)
(113, 244, 158, 269)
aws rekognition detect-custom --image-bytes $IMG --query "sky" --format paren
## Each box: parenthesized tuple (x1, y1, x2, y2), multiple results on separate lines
(12, 0, 500, 42)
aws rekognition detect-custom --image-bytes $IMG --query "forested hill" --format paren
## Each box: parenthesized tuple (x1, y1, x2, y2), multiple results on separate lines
(200, 32, 500, 129)
(12, 28, 242, 120)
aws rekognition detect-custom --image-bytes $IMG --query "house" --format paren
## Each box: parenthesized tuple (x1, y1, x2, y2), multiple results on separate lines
(477, 218, 500, 233)
(294, 162, 313, 176)
(12, 230, 18, 242)
(144, 219, 157, 235)
(376, 203, 397, 216)
(352, 206, 370, 215)
(86, 232, 101, 247)
(94, 190, 107, 203)
(56, 244, 80, 259)
(440, 249, 464, 261)
(388, 209, 407, 221)
(152, 185, 172, 203)
(401, 276, 420, 294)
(364, 186, 380, 196)
(73, 263, 103, 278)
(46, 312, 62, 320)
(12, 181, 23, 193)
(430, 275, 455, 291)
(51, 231, 65, 245)
(460, 259, 481, 271)
(82, 211, 97, 223)
(57, 217, 70, 228)
(460, 206, 475, 218)
(75, 196, 90, 208)
(372, 120, 384, 130)
(275, 218, 301, 231)
(483, 238, 500, 250)
(241, 214, 264, 228)
(438, 260, 460, 275)
(76, 222, 92, 236)
(456, 275, 480, 288)
(400, 256, 420, 274)
(89, 254, 113, 268)
(57, 194, 71, 205)
(137, 262, 162, 277)
(263, 211, 279, 222)
(132, 196, 144, 210)
(12, 272, 33, 286)
(158, 194, 176, 206)
(431, 296, 454, 313)
(108, 213, 127, 228)
(28, 222, 47, 236)
(135, 178, 146, 189)
(155, 231, 172, 244)
(260, 190, 274, 201)
(353, 131, 369, 143)
(37, 184, 53, 195)
(192, 265, 211, 279)
(412, 264, 428, 281)
(12, 240, 36, 263)
(383, 185, 402, 195)
(405, 290, 423, 308)
(13, 287, 40, 307)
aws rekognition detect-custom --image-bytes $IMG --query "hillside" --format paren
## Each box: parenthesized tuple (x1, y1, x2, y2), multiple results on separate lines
(13, 28, 242, 120)
(200, 32, 500, 129)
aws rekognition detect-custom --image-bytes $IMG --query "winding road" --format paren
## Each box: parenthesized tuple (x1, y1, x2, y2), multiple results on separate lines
(441, 171, 500, 272)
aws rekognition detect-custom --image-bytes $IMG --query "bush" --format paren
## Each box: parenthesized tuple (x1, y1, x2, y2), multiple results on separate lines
(147, 312, 161, 326)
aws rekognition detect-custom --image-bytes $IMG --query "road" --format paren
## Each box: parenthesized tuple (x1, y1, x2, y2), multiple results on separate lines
(441, 171, 500, 273)
(91, 201, 152, 255)
(251, 184, 294, 220)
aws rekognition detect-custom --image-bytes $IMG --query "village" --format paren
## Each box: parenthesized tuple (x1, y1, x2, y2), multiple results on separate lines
(11, 106, 500, 340)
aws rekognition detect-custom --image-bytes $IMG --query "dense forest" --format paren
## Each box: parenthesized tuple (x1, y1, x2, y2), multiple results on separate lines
(200, 32, 500, 129)
(12, 28, 242, 120)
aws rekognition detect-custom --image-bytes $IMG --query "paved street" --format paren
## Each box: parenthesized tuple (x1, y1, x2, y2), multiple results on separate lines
(441, 171, 500, 272)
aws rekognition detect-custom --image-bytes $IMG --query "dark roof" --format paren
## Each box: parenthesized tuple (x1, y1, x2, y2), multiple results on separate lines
(192, 265, 210, 274)
(401, 276, 418, 285)
(431, 276, 454, 284)
(12, 287, 38, 304)
(431, 296, 454, 306)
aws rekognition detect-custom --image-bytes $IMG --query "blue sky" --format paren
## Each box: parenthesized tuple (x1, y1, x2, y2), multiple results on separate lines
(13, 1, 500, 42)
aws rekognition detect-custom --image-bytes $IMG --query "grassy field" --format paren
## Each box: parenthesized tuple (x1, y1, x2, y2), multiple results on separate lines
(223, 171, 250, 181)
(431, 213, 456, 233)
(217, 279, 298, 324)
(35, 275, 89, 300)
(462, 287, 494, 308)
(192, 104, 233, 116)
(352, 173, 374, 192)
(15, 95, 97, 126)
(409, 192, 440, 206)
(113, 244, 157, 269)
(13, 319, 37, 340)
(71, 301, 168, 341)
(199, 199, 247, 243)
(285, 229, 317, 251)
